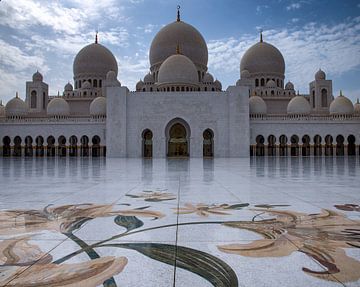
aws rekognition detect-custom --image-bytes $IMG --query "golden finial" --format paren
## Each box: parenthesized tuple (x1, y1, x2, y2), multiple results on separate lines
(260, 29, 263, 42)
(176, 43, 181, 54)
(177, 5, 181, 22)
(95, 30, 98, 44)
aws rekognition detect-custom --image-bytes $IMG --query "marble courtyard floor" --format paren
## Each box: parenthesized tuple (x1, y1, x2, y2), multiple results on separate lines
(0, 157, 359, 287)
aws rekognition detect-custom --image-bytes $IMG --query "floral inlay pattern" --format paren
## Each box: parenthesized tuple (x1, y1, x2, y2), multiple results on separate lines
(174, 203, 249, 217)
(218, 208, 360, 282)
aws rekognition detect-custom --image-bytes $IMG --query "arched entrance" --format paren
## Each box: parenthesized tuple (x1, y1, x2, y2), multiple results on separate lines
(2, 136, 11, 157)
(167, 121, 189, 157)
(142, 129, 153, 158)
(203, 129, 214, 157)
(92, 135, 101, 157)
(35, 136, 44, 157)
(255, 135, 265, 156)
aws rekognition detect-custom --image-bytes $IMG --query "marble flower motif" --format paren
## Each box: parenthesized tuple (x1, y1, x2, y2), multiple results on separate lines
(334, 204, 360, 212)
(0, 236, 127, 287)
(218, 208, 360, 282)
(0, 203, 164, 236)
(174, 203, 248, 217)
(126, 190, 176, 202)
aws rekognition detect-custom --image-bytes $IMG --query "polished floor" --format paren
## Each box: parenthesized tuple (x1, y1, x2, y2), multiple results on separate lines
(0, 157, 359, 287)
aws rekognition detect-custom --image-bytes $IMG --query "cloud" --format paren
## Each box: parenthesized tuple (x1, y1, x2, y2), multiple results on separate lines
(256, 5, 269, 14)
(286, 3, 301, 10)
(207, 16, 360, 98)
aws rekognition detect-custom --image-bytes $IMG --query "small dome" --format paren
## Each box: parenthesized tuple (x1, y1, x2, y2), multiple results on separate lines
(32, 71, 43, 82)
(82, 81, 91, 89)
(64, 82, 73, 92)
(90, 97, 106, 116)
(136, 80, 144, 91)
(47, 97, 70, 117)
(285, 81, 294, 90)
(73, 43, 118, 79)
(105, 70, 121, 87)
(203, 72, 214, 83)
(315, 69, 326, 80)
(214, 79, 222, 90)
(241, 41, 285, 76)
(354, 99, 360, 114)
(329, 92, 354, 115)
(0, 101, 5, 117)
(150, 20, 208, 71)
(287, 96, 311, 115)
(241, 69, 251, 79)
(144, 73, 154, 84)
(158, 54, 198, 85)
(266, 80, 276, 88)
(5, 95, 28, 117)
(249, 95, 267, 114)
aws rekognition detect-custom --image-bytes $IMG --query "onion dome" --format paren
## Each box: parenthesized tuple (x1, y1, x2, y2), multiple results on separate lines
(287, 95, 311, 115)
(90, 96, 106, 117)
(64, 82, 73, 92)
(158, 54, 198, 85)
(240, 33, 285, 76)
(214, 79, 222, 90)
(5, 93, 28, 117)
(0, 101, 5, 117)
(144, 73, 154, 84)
(315, 69, 326, 80)
(82, 81, 91, 89)
(329, 91, 354, 115)
(203, 72, 214, 83)
(47, 97, 70, 117)
(149, 10, 208, 72)
(32, 70, 43, 82)
(249, 95, 267, 114)
(136, 79, 144, 91)
(105, 70, 121, 87)
(285, 81, 294, 90)
(354, 98, 360, 114)
(266, 79, 276, 88)
(240, 69, 251, 79)
(73, 39, 118, 79)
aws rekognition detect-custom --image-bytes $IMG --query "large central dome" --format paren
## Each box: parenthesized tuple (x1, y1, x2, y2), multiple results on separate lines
(73, 42, 118, 79)
(240, 39, 285, 76)
(149, 20, 208, 72)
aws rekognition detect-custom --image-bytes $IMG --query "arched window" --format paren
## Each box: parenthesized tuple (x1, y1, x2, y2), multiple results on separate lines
(321, 89, 327, 107)
(312, 90, 315, 108)
(204, 87, 207, 91)
(302, 135, 310, 156)
(171, 87, 175, 92)
(80, 136, 89, 157)
(268, 135, 276, 156)
(313, 135, 322, 156)
(142, 129, 153, 158)
(69, 135, 78, 157)
(99, 80, 102, 88)
(93, 79, 98, 87)
(325, 135, 333, 156)
(24, 136, 33, 157)
(92, 135, 101, 157)
(2, 136, 11, 157)
(203, 129, 214, 157)
(290, 135, 299, 156)
(13, 136, 22, 157)
(31, 90, 37, 108)
(255, 135, 265, 156)
(176, 87, 180, 91)
(279, 135, 288, 156)
(181, 87, 184, 91)
(260, 78, 265, 86)
(336, 135, 345, 156)
(58, 136, 66, 157)
(35, 136, 44, 157)
(47, 136, 55, 157)
(150, 87, 153, 92)
(348, 135, 356, 156)
(277, 79, 280, 87)
(271, 90, 274, 96)
(255, 79, 259, 87)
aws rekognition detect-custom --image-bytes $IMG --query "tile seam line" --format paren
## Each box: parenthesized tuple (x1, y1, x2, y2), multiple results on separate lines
(172, 176, 181, 287)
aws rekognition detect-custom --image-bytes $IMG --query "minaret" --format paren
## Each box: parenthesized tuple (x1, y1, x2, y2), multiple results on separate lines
(95, 30, 98, 44)
(177, 5, 181, 22)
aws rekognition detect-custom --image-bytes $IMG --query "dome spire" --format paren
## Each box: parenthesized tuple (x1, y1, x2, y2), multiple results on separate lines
(260, 29, 263, 42)
(95, 30, 98, 44)
(16, 91, 18, 98)
(177, 5, 181, 22)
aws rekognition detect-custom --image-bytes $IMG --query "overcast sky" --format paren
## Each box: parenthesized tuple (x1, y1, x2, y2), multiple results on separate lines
(0, 0, 359, 104)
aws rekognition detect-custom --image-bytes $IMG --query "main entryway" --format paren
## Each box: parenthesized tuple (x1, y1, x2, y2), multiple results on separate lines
(167, 122, 189, 157)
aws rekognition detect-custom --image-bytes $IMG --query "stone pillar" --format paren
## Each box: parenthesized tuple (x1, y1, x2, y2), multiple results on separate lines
(106, 77, 128, 157)
(332, 144, 336, 157)
(344, 140, 348, 157)
(227, 85, 250, 157)
(264, 145, 268, 157)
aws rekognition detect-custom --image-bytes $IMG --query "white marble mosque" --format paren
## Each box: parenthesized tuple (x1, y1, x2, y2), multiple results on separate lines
(0, 9, 359, 158)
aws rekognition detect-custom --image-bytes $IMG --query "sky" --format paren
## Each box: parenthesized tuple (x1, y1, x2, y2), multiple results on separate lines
(0, 0, 360, 104)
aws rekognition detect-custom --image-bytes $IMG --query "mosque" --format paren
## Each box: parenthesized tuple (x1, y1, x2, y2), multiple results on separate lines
(0, 9, 359, 158)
